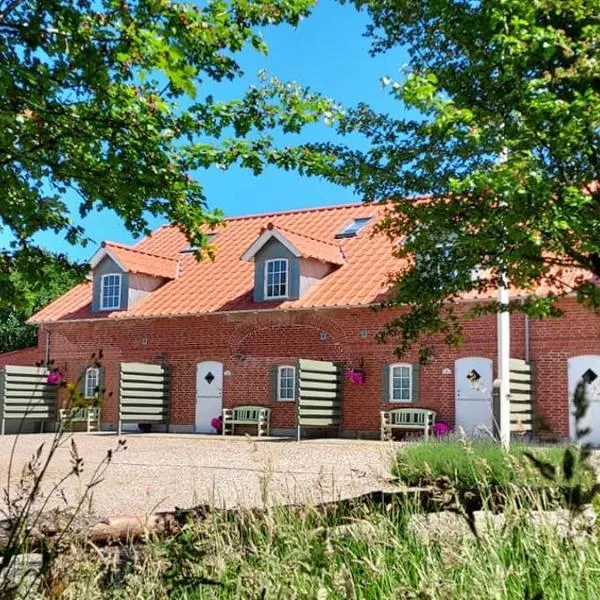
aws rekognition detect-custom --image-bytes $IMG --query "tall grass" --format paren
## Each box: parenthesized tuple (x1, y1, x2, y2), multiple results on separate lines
(392, 440, 594, 493)
(54, 495, 600, 600)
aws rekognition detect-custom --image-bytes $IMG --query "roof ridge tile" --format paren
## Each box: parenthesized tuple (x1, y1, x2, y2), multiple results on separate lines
(274, 224, 341, 249)
(223, 201, 377, 222)
(103, 241, 177, 262)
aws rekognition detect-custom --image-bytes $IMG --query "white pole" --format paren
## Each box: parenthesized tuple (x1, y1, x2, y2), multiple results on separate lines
(497, 275, 511, 449)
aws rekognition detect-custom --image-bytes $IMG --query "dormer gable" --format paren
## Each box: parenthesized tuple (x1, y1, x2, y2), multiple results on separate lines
(89, 242, 178, 312)
(241, 223, 345, 303)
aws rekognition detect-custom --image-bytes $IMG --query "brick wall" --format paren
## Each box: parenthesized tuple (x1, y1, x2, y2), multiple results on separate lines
(0, 346, 43, 366)
(2, 299, 594, 437)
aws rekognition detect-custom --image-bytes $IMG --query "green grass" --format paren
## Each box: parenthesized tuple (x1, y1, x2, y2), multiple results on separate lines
(57, 499, 600, 600)
(42, 441, 600, 599)
(392, 440, 593, 493)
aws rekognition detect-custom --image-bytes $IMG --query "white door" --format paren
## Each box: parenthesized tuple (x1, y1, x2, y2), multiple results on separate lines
(455, 357, 494, 437)
(195, 362, 223, 433)
(568, 356, 600, 445)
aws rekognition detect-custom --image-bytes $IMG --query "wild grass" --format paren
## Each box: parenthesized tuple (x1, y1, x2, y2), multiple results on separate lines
(392, 439, 594, 493)
(52, 494, 600, 600)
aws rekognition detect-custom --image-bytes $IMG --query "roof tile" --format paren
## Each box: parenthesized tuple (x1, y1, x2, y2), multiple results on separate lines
(31, 203, 391, 322)
(102, 242, 178, 279)
(33, 201, 586, 324)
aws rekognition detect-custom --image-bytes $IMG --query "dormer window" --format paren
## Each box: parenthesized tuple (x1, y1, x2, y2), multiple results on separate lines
(265, 258, 289, 299)
(100, 273, 122, 310)
(335, 217, 372, 239)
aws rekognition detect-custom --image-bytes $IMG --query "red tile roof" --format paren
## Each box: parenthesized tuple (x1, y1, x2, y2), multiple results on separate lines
(241, 223, 345, 266)
(29, 201, 599, 324)
(98, 242, 178, 279)
(31, 203, 396, 322)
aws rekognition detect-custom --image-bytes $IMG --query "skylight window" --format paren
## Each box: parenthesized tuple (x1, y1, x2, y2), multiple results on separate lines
(335, 217, 372, 239)
(180, 233, 218, 253)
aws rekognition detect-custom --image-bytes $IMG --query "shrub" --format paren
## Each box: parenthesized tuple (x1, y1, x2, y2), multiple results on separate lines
(391, 440, 593, 494)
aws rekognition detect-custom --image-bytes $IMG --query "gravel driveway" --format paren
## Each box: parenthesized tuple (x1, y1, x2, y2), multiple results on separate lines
(0, 433, 399, 518)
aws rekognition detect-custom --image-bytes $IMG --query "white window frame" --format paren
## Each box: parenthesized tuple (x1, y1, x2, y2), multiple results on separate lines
(100, 273, 122, 310)
(277, 365, 296, 401)
(84, 367, 100, 399)
(336, 217, 372, 238)
(390, 363, 413, 403)
(264, 258, 289, 300)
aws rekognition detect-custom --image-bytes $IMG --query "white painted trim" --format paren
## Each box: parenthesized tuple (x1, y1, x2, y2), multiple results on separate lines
(100, 273, 122, 310)
(277, 365, 296, 401)
(84, 367, 100, 399)
(241, 229, 301, 262)
(89, 247, 128, 272)
(264, 258, 290, 300)
(389, 363, 413, 403)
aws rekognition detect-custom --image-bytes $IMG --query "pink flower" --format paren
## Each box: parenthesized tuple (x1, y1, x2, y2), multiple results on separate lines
(433, 422, 451, 437)
(344, 368, 366, 386)
(46, 371, 62, 385)
(210, 416, 222, 434)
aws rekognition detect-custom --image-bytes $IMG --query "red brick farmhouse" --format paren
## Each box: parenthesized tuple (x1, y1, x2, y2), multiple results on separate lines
(3, 202, 600, 442)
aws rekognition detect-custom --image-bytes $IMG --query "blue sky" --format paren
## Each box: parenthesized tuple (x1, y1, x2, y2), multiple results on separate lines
(8, 2, 408, 262)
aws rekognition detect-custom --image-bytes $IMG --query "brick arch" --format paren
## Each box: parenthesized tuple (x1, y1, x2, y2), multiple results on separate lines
(294, 312, 350, 346)
(233, 323, 344, 361)
(230, 311, 350, 358)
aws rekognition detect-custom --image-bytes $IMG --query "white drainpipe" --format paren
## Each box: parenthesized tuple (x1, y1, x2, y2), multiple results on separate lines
(497, 277, 511, 449)
(44, 327, 50, 367)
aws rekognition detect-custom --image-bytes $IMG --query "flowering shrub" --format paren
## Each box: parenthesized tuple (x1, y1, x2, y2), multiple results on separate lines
(46, 370, 62, 385)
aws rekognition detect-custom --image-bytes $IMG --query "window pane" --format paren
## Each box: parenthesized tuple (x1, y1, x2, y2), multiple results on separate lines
(279, 367, 295, 400)
(265, 260, 288, 298)
(85, 369, 98, 398)
(101, 274, 121, 309)
(391, 365, 412, 402)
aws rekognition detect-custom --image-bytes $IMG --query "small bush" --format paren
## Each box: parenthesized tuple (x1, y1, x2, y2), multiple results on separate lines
(392, 440, 593, 493)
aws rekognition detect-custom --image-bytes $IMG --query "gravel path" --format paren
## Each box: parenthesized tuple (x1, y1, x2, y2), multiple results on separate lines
(0, 433, 399, 518)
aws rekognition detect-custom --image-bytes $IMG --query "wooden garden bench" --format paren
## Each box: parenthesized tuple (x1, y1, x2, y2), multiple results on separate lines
(380, 408, 436, 441)
(57, 407, 101, 432)
(222, 406, 271, 437)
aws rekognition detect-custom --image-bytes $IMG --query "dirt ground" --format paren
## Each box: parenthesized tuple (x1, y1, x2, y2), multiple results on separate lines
(0, 433, 399, 519)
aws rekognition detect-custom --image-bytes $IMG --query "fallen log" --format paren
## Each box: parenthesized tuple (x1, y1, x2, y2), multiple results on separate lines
(0, 486, 430, 550)
(1, 483, 564, 550)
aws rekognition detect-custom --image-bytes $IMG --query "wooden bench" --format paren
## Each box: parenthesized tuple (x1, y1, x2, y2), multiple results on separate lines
(222, 406, 271, 437)
(57, 407, 101, 433)
(380, 408, 436, 441)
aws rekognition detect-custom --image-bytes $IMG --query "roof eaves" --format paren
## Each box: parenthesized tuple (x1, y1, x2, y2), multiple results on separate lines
(240, 226, 301, 262)
(89, 246, 128, 272)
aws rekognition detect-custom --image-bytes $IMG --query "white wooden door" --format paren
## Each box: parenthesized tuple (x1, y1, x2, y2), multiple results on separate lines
(195, 362, 223, 433)
(455, 357, 494, 437)
(568, 355, 600, 445)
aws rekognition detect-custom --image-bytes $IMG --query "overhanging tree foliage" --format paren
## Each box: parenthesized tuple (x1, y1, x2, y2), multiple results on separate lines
(0, 252, 84, 352)
(0, 0, 335, 307)
(314, 0, 599, 359)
